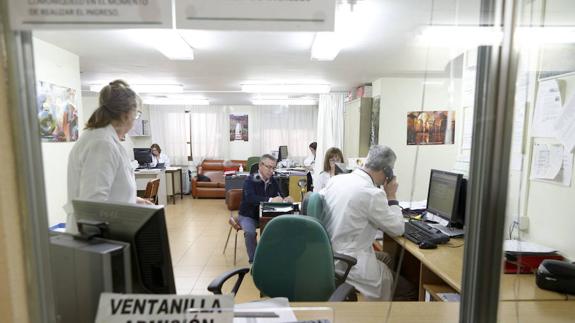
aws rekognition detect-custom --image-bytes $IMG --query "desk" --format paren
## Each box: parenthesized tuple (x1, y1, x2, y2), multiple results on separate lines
(165, 167, 183, 204)
(291, 301, 575, 323)
(383, 235, 568, 301)
(134, 169, 167, 205)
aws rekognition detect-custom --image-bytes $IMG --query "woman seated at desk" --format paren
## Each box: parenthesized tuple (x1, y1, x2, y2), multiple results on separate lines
(150, 143, 170, 167)
(313, 147, 344, 192)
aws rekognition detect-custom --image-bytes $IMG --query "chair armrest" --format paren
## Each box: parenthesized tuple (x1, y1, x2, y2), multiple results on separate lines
(207, 267, 250, 296)
(333, 252, 357, 284)
(328, 282, 356, 302)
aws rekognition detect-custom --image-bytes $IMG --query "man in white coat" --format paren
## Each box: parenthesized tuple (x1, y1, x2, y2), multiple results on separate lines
(320, 145, 416, 300)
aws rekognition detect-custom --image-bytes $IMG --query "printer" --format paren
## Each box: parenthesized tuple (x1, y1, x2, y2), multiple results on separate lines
(536, 259, 575, 295)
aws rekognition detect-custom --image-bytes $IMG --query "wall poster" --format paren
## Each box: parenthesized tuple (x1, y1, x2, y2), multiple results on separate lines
(407, 111, 455, 145)
(37, 80, 79, 142)
(370, 96, 380, 147)
(229, 114, 248, 141)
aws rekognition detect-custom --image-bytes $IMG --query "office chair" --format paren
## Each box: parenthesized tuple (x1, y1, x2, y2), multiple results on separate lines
(208, 215, 357, 301)
(143, 178, 160, 204)
(223, 189, 243, 265)
(246, 156, 260, 173)
(249, 163, 259, 174)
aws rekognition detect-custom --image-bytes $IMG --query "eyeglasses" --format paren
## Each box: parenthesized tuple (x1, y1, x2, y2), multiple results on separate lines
(329, 157, 341, 162)
(261, 163, 276, 171)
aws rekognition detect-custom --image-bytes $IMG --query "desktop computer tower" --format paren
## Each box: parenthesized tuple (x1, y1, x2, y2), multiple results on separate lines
(50, 234, 132, 323)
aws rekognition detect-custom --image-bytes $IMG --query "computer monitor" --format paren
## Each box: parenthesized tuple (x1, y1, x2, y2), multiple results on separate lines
(334, 162, 351, 175)
(133, 148, 152, 167)
(278, 145, 288, 162)
(426, 169, 467, 228)
(73, 200, 176, 294)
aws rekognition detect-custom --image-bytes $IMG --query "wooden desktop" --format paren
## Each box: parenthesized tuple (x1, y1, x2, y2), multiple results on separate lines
(381, 235, 569, 301)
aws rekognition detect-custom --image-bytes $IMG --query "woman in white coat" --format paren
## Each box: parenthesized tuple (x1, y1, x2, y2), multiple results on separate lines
(320, 145, 416, 300)
(150, 143, 170, 167)
(64, 80, 152, 234)
(313, 147, 344, 192)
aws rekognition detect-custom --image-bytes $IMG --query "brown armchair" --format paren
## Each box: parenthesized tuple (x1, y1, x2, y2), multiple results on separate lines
(191, 159, 246, 198)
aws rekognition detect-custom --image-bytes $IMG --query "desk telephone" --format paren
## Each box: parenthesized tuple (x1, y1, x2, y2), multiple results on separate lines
(384, 166, 394, 184)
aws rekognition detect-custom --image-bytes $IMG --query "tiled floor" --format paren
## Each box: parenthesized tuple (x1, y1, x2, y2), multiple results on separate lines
(165, 196, 261, 303)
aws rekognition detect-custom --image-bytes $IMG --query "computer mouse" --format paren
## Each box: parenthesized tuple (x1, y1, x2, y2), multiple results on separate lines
(418, 240, 438, 249)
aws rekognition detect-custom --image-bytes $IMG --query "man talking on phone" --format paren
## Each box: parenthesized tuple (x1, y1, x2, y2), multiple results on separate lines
(320, 145, 416, 301)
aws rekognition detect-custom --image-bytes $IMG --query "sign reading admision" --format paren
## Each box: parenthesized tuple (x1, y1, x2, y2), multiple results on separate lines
(95, 293, 234, 323)
(176, 0, 335, 31)
(8, 0, 172, 30)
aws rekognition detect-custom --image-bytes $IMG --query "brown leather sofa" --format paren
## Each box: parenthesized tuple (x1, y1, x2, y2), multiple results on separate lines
(191, 159, 247, 198)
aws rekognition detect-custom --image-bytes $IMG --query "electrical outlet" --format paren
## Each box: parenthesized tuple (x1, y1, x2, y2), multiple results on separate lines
(518, 216, 529, 231)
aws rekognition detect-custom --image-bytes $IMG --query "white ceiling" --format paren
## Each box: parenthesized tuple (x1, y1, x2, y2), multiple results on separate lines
(33, 0, 482, 105)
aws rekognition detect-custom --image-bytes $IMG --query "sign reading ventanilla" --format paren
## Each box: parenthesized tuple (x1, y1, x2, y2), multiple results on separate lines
(95, 293, 234, 323)
(176, 0, 335, 31)
(8, 0, 172, 30)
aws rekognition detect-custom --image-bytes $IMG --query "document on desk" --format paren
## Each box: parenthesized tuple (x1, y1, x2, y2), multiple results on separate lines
(504, 240, 556, 254)
(234, 297, 296, 323)
(399, 200, 427, 210)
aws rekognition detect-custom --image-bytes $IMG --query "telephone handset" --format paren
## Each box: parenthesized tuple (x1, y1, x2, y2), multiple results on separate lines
(383, 166, 394, 184)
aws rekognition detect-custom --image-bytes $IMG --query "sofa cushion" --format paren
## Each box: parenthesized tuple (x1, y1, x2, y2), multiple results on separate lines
(196, 182, 220, 188)
(204, 170, 224, 183)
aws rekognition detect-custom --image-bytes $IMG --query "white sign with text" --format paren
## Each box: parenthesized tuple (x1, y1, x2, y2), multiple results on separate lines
(176, 0, 335, 31)
(95, 293, 234, 323)
(8, 0, 172, 30)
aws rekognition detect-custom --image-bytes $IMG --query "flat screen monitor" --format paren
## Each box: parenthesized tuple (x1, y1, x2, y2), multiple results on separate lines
(334, 162, 351, 175)
(73, 200, 176, 294)
(134, 148, 152, 166)
(278, 145, 288, 162)
(426, 169, 466, 227)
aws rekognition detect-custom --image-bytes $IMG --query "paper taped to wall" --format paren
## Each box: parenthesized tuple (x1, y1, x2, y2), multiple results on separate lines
(532, 79, 563, 138)
(554, 93, 575, 154)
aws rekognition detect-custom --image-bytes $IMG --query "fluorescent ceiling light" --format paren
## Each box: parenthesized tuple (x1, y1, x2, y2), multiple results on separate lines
(251, 99, 318, 106)
(415, 26, 503, 48)
(242, 84, 330, 94)
(516, 27, 575, 45)
(253, 95, 289, 100)
(143, 96, 209, 105)
(311, 32, 341, 61)
(89, 84, 184, 93)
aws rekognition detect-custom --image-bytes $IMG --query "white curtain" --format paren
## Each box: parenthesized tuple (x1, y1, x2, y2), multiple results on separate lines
(149, 105, 189, 166)
(188, 105, 229, 163)
(314, 93, 346, 174)
(251, 105, 318, 163)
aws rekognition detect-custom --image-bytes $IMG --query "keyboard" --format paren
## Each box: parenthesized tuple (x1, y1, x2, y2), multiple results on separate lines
(404, 221, 450, 245)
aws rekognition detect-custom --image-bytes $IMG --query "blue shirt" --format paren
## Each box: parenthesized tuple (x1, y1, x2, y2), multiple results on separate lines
(239, 173, 282, 221)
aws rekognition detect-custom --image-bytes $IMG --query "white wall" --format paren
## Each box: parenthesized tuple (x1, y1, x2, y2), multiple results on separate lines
(374, 77, 462, 201)
(33, 38, 82, 226)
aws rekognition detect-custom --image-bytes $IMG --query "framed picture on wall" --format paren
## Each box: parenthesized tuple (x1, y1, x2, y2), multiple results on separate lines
(229, 114, 249, 141)
(36, 80, 79, 142)
(370, 96, 380, 147)
(407, 111, 455, 145)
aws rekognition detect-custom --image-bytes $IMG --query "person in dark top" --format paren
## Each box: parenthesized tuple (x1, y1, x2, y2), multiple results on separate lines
(238, 153, 294, 263)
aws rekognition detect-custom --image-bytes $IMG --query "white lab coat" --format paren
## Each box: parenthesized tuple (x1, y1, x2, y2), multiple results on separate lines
(313, 171, 332, 192)
(151, 153, 170, 167)
(303, 155, 315, 167)
(64, 124, 137, 234)
(320, 169, 404, 300)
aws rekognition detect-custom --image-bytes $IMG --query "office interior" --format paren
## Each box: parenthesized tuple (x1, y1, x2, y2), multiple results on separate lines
(2, 0, 575, 322)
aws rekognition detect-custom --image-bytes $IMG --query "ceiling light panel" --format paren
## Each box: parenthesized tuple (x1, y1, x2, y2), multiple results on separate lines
(251, 99, 318, 106)
(242, 84, 330, 94)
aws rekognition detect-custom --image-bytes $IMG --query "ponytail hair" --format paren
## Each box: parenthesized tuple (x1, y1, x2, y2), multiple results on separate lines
(85, 79, 138, 129)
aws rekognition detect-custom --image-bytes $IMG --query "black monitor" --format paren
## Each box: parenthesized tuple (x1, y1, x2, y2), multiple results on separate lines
(73, 200, 176, 294)
(334, 162, 351, 175)
(133, 148, 152, 167)
(426, 169, 467, 228)
(278, 145, 288, 162)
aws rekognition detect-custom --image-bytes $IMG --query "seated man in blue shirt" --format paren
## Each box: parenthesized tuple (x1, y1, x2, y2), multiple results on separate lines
(238, 154, 293, 263)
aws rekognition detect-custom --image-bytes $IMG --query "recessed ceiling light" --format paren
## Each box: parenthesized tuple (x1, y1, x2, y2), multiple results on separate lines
(242, 83, 330, 94)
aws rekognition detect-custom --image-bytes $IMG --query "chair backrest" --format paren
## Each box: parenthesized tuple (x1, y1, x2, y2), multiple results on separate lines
(246, 156, 260, 173)
(251, 215, 336, 301)
(249, 163, 259, 174)
(226, 189, 243, 211)
(306, 192, 333, 231)
(144, 178, 160, 204)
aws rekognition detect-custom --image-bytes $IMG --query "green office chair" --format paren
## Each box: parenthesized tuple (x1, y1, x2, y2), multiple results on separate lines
(207, 215, 356, 301)
(306, 192, 333, 233)
(246, 156, 260, 173)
